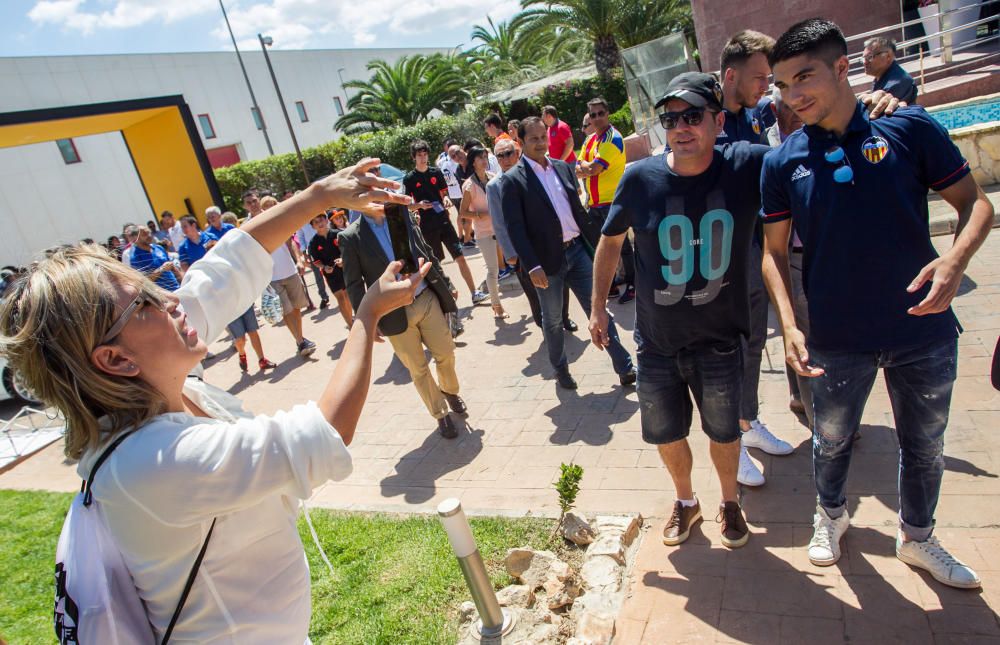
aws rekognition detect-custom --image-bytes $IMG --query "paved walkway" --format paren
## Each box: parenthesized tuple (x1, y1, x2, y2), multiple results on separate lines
(1, 198, 998, 643)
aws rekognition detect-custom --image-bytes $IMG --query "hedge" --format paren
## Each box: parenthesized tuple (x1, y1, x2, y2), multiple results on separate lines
(214, 109, 489, 216)
(213, 76, 632, 215)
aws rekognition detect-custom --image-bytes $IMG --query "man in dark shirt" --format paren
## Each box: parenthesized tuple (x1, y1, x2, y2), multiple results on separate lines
(864, 37, 917, 104)
(763, 18, 993, 586)
(592, 72, 760, 550)
(403, 139, 486, 305)
(308, 212, 353, 327)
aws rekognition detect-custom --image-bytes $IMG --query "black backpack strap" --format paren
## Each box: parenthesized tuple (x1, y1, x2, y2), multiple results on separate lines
(82, 430, 138, 506)
(161, 517, 216, 645)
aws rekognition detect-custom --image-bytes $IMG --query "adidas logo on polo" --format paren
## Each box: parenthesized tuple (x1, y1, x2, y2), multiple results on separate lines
(791, 165, 812, 181)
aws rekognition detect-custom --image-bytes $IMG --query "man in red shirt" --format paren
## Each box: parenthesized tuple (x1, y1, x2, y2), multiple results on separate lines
(542, 106, 576, 163)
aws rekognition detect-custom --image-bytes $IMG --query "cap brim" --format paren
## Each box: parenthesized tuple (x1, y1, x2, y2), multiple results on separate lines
(654, 89, 710, 110)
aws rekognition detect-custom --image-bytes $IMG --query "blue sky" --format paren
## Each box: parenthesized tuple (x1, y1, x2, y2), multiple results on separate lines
(3, 0, 521, 57)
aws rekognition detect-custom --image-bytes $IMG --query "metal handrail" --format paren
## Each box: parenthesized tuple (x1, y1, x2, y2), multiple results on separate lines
(847, 13, 998, 67)
(845, 0, 999, 42)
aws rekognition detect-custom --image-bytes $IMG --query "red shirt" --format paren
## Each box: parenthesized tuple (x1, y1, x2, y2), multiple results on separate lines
(547, 119, 576, 163)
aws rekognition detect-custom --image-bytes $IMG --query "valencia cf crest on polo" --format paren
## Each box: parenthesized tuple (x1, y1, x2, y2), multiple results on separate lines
(752, 115, 761, 135)
(861, 136, 890, 164)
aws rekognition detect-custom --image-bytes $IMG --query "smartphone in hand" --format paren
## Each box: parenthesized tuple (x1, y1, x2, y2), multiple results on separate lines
(384, 203, 419, 275)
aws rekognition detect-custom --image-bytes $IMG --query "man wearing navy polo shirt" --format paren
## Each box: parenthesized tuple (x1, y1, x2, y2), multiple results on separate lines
(204, 206, 235, 239)
(762, 18, 994, 588)
(123, 224, 181, 291)
(177, 215, 218, 270)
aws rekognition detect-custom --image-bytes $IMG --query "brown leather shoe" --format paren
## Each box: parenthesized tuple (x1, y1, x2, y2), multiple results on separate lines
(663, 500, 702, 546)
(717, 501, 749, 548)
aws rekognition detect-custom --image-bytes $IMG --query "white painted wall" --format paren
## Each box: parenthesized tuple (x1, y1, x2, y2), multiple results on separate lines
(0, 47, 445, 266)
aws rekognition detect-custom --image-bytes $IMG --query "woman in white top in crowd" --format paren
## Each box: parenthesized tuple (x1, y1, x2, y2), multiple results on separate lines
(0, 159, 421, 643)
(459, 146, 506, 320)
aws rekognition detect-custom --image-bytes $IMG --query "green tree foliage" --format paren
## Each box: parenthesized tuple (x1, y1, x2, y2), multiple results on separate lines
(518, 0, 693, 77)
(335, 55, 472, 134)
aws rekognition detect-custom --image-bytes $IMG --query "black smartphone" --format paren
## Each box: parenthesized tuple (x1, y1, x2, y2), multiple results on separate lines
(384, 204, 419, 275)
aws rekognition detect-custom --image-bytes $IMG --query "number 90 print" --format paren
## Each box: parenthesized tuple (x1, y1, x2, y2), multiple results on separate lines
(658, 209, 734, 286)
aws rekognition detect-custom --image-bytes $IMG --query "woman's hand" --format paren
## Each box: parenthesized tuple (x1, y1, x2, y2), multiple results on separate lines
(356, 259, 432, 323)
(312, 158, 412, 212)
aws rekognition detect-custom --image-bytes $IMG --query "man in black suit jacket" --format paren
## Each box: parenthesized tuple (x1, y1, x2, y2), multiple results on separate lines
(339, 206, 466, 438)
(499, 116, 635, 390)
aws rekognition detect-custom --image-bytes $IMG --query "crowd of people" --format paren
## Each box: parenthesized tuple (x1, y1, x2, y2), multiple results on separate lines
(0, 15, 995, 643)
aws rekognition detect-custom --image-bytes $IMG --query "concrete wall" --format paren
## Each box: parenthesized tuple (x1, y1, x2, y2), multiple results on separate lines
(0, 47, 444, 266)
(691, 0, 903, 73)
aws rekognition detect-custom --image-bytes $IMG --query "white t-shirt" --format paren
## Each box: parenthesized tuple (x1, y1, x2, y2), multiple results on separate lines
(167, 222, 185, 251)
(438, 153, 464, 199)
(271, 242, 298, 281)
(78, 229, 353, 643)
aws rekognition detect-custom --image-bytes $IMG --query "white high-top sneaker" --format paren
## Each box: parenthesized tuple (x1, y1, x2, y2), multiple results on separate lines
(808, 505, 850, 566)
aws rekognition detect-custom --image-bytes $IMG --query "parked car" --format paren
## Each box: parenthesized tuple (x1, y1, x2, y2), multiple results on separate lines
(0, 355, 42, 406)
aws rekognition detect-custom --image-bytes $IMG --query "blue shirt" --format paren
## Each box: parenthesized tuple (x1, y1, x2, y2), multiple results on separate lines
(718, 105, 767, 144)
(362, 215, 426, 295)
(128, 243, 180, 291)
(206, 223, 235, 239)
(177, 231, 219, 267)
(761, 103, 968, 352)
(605, 142, 768, 354)
(874, 61, 917, 105)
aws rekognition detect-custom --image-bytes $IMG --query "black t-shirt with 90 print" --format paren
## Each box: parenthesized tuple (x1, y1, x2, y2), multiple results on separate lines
(603, 142, 769, 355)
(403, 167, 450, 230)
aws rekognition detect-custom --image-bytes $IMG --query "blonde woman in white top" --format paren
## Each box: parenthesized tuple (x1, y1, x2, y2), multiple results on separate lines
(0, 159, 420, 643)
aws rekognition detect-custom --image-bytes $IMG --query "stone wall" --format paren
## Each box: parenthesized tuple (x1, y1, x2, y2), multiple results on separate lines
(952, 123, 1000, 187)
(691, 0, 902, 73)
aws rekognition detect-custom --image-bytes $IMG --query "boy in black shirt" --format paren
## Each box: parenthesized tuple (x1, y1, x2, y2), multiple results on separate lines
(403, 140, 487, 305)
(308, 212, 353, 327)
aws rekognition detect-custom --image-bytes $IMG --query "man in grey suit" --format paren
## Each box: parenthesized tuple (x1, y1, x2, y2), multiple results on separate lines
(339, 206, 465, 438)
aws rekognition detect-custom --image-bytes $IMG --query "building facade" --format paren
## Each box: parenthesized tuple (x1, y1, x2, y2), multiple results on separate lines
(0, 47, 442, 266)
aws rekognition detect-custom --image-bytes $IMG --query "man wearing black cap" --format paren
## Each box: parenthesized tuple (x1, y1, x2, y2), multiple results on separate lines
(590, 72, 775, 549)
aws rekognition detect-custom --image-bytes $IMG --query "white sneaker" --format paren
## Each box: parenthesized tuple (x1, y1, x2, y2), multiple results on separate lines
(742, 419, 794, 455)
(896, 533, 981, 589)
(737, 444, 765, 486)
(808, 506, 850, 566)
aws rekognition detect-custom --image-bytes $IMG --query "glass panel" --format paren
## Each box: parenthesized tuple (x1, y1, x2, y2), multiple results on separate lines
(198, 114, 216, 139)
(56, 138, 80, 164)
(295, 101, 308, 122)
(333, 97, 344, 116)
(251, 107, 264, 130)
(621, 33, 694, 152)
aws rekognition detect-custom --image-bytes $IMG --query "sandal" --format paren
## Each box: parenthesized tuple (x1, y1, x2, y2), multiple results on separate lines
(238, 354, 248, 372)
(258, 358, 277, 370)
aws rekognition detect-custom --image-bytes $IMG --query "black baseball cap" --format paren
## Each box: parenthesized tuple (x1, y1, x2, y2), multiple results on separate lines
(655, 72, 724, 111)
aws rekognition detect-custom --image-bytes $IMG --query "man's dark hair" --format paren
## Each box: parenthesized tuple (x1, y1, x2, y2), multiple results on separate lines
(542, 105, 558, 118)
(769, 18, 848, 69)
(179, 215, 199, 227)
(463, 138, 485, 153)
(864, 36, 896, 55)
(410, 139, 431, 158)
(721, 30, 776, 72)
(586, 97, 610, 113)
(518, 116, 545, 141)
(240, 189, 258, 200)
(483, 113, 504, 130)
(443, 137, 457, 150)
(160, 210, 174, 220)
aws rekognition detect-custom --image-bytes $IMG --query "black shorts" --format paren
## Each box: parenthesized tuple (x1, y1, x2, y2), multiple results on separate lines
(422, 221, 464, 261)
(322, 267, 345, 293)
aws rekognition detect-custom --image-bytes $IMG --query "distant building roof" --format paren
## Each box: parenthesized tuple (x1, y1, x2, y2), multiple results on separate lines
(482, 64, 599, 103)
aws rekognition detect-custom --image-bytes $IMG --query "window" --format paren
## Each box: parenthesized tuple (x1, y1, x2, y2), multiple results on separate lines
(197, 113, 216, 139)
(333, 96, 344, 116)
(295, 101, 308, 122)
(251, 107, 264, 130)
(56, 138, 81, 164)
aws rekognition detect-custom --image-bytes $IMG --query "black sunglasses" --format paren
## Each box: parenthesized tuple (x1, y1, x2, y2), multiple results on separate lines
(496, 150, 517, 159)
(588, 110, 607, 118)
(659, 107, 711, 130)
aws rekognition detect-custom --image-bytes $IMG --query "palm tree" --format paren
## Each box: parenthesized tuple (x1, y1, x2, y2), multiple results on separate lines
(519, 0, 692, 77)
(335, 55, 471, 133)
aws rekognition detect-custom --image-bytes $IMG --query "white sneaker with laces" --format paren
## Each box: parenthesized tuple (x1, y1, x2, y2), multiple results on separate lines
(737, 444, 765, 487)
(742, 419, 794, 455)
(896, 533, 981, 589)
(808, 506, 850, 566)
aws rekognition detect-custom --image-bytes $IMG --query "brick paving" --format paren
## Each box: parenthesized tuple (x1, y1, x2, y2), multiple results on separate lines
(1, 196, 998, 643)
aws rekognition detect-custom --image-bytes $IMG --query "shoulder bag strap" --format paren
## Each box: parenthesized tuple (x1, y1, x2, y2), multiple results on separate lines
(82, 429, 137, 507)
(161, 517, 216, 645)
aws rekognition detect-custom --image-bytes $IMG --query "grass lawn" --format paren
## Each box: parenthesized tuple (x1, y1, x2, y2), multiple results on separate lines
(0, 490, 568, 644)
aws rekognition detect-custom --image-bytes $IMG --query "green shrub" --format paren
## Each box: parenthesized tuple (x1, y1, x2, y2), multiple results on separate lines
(214, 109, 490, 216)
(609, 102, 635, 137)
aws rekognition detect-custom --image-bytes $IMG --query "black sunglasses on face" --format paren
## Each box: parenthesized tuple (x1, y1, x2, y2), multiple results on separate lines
(659, 107, 710, 130)
(496, 150, 517, 159)
(588, 110, 607, 118)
